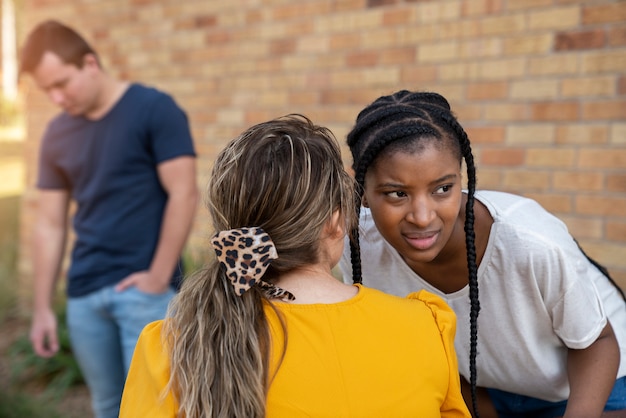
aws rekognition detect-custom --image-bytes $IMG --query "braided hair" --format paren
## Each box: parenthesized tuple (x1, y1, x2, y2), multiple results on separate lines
(347, 90, 482, 416)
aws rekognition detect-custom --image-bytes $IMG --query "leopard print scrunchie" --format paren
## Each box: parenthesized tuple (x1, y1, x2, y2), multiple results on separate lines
(211, 227, 295, 301)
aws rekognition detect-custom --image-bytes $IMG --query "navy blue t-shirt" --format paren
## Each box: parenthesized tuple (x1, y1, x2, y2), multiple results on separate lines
(37, 84, 196, 297)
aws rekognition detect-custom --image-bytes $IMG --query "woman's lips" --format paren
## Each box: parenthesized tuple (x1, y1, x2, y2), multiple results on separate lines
(403, 231, 438, 250)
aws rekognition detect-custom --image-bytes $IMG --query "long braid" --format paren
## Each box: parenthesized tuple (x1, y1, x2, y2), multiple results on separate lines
(347, 90, 482, 417)
(442, 112, 481, 417)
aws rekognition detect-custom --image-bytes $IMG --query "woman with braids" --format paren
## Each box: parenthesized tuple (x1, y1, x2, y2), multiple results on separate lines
(119, 114, 470, 417)
(340, 90, 626, 418)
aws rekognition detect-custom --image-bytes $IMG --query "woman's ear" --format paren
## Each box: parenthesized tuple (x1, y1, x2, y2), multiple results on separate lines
(325, 209, 345, 239)
(361, 194, 369, 208)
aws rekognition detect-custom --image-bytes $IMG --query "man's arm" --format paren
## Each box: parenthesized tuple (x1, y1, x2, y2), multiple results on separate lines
(564, 322, 619, 418)
(30, 189, 70, 357)
(115, 156, 198, 293)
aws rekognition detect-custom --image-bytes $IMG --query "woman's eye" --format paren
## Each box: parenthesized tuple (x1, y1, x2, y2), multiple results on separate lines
(386, 191, 406, 198)
(435, 185, 452, 194)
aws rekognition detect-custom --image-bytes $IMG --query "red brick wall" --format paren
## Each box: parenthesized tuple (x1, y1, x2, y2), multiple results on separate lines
(18, 0, 626, 299)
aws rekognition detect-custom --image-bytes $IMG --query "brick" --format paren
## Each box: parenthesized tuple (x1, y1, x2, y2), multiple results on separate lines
(582, 100, 626, 120)
(460, 39, 502, 59)
(507, 0, 552, 10)
(526, 148, 576, 168)
(607, 174, 626, 193)
(525, 192, 573, 214)
(396, 25, 438, 44)
(578, 149, 626, 169)
(418, 41, 459, 63)
(606, 221, 626, 243)
(608, 26, 626, 47)
(510, 80, 559, 100)
(528, 6, 580, 30)
(554, 29, 606, 51)
(506, 125, 555, 145)
(332, 0, 364, 12)
(484, 104, 530, 121)
(415, 1, 462, 23)
(466, 82, 508, 100)
(316, 10, 382, 33)
(480, 14, 526, 36)
(298, 35, 331, 54)
(320, 89, 384, 105)
(362, 67, 401, 87)
(531, 102, 580, 121)
(461, 0, 503, 16)
(582, 51, 626, 73)
(435, 85, 465, 104)
(346, 51, 379, 67)
(464, 126, 506, 144)
(583, 3, 626, 25)
(400, 64, 438, 84)
(574, 241, 626, 272)
(529, 54, 580, 76)
(552, 171, 604, 191)
(306, 71, 332, 89)
(556, 124, 609, 145)
(480, 148, 525, 166)
(383, 7, 415, 25)
(577, 195, 626, 217)
(475, 168, 503, 189)
(329, 33, 361, 51)
(559, 215, 603, 240)
(610, 124, 626, 145)
(454, 104, 483, 121)
(478, 58, 527, 80)
(439, 62, 481, 81)
(273, 2, 331, 20)
(502, 170, 551, 191)
(380, 47, 416, 65)
(438, 20, 481, 39)
(362, 27, 399, 49)
(269, 39, 297, 55)
(503, 34, 553, 55)
(561, 76, 616, 98)
(619, 76, 626, 95)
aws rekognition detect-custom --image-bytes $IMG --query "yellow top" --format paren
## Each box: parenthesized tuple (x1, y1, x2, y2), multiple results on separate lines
(120, 285, 470, 417)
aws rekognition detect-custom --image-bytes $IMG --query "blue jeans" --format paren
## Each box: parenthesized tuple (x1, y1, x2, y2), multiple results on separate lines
(487, 376, 626, 418)
(67, 284, 175, 418)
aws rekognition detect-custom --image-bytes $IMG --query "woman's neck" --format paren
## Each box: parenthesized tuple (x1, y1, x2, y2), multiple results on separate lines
(274, 265, 358, 304)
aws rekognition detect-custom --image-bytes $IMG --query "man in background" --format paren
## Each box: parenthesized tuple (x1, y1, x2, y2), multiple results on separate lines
(19, 20, 198, 418)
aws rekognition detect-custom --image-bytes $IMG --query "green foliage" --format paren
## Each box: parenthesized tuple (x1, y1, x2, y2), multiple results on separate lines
(182, 246, 210, 276)
(8, 304, 84, 400)
(0, 196, 19, 322)
(0, 389, 64, 418)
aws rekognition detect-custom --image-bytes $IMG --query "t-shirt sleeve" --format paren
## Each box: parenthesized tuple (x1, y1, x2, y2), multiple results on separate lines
(544, 244, 608, 349)
(119, 320, 177, 418)
(407, 290, 471, 418)
(37, 125, 70, 190)
(147, 94, 196, 164)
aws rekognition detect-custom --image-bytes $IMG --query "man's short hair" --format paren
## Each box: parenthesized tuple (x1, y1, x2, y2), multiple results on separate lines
(19, 20, 98, 75)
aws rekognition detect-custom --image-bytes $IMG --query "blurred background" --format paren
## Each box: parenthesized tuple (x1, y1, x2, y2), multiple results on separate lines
(0, 0, 624, 416)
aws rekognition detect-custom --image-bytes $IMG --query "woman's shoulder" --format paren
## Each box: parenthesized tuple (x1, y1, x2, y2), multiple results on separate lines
(363, 287, 454, 319)
(135, 320, 166, 352)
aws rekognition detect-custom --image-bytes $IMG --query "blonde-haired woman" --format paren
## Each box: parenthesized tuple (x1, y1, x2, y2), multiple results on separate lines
(119, 115, 470, 418)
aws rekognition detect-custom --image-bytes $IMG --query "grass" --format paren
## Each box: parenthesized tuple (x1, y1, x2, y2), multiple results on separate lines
(0, 390, 63, 418)
(0, 196, 19, 322)
(0, 195, 84, 416)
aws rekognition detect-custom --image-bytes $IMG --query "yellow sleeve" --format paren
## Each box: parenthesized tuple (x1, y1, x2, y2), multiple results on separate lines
(119, 320, 178, 418)
(408, 290, 471, 418)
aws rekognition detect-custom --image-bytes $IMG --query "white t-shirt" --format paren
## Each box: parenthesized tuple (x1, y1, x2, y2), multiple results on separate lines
(340, 190, 626, 402)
